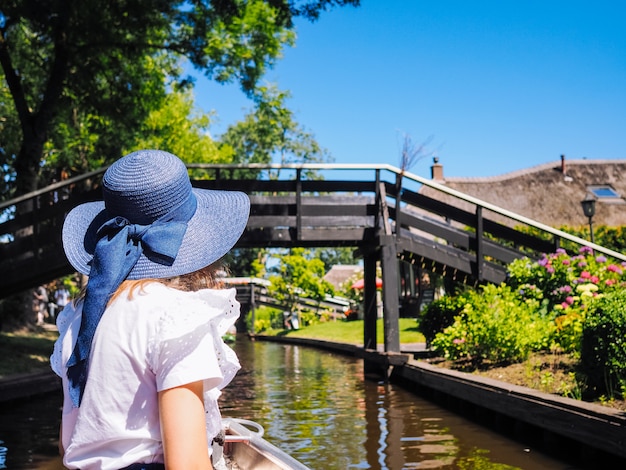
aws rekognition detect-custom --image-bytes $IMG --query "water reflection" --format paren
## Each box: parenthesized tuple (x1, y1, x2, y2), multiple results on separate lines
(0, 337, 580, 469)
(0, 390, 62, 469)
(219, 338, 572, 470)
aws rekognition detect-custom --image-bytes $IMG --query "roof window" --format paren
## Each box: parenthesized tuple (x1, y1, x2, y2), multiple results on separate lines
(588, 185, 621, 199)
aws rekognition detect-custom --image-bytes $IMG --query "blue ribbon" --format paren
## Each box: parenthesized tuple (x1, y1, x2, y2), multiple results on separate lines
(66, 194, 197, 407)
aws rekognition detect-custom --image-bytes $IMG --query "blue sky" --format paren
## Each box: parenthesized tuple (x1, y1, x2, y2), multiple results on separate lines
(193, 1, 626, 178)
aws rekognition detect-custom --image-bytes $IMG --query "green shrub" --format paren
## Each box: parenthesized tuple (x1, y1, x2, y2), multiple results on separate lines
(580, 290, 626, 400)
(247, 306, 283, 332)
(431, 284, 554, 365)
(417, 294, 469, 346)
(299, 310, 320, 327)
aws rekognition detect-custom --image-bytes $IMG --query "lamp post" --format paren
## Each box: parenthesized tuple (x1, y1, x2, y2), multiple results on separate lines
(580, 195, 596, 244)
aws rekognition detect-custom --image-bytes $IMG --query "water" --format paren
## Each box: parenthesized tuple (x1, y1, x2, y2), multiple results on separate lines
(1, 337, 580, 469)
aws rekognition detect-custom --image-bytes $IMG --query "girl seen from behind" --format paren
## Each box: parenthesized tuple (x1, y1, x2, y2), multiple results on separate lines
(51, 150, 250, 470)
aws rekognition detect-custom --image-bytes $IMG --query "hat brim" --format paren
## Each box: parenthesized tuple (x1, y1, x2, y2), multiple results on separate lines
(62, 188, 250, 280)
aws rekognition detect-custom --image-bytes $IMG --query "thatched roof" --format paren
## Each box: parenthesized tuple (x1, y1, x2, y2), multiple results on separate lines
(323, 264, 361, 290)
(419, 157, 626, 228)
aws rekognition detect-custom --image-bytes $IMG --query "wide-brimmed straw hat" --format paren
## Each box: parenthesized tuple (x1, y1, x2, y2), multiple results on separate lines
(62, 149, 250, 279)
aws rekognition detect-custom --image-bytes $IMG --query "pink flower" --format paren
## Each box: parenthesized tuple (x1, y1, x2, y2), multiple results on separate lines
(591, 276, 599, 284)
(580, 271, 591, 279)
(453, 338, 465, 344)
(562, 259, 570, 265)
(605, 279, 616, 286)
(565, 296, 574, 305)
(607, 264, 622, 274)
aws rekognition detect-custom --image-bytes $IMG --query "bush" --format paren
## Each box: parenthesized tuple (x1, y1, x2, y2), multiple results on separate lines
(508, 247, 626, 314)
(579, 290, 626, 400)
(431, 284, 554, 365)
(418, 294, 469, 346)
(247, 306, 283, 332)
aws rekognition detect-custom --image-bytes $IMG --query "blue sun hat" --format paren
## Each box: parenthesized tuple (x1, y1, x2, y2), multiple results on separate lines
(63, 149, 250, 279)
(61, 149, 250, 406)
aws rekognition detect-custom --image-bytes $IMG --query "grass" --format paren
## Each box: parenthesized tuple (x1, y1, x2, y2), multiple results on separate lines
(0, 328, 59, 378)
(263, 318, 425, 344)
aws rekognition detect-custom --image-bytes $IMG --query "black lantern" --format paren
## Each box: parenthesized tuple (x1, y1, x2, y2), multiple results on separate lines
(580, 194, 596, 244)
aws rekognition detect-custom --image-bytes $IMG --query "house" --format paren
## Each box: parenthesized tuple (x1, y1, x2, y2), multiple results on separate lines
(323, 264, 362, 291)
(419, 155, 626, 228)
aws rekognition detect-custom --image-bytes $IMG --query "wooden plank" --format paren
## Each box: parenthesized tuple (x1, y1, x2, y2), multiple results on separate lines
(397, 210, 472, 248)
(300, 204, 375, 216)
(396, 234, 508, 284)
(247, 216, 297, 228)
(300, 216, 373, 227)
(357, 349, 409, 366)
(194, 179, 376, 195)
(299, 227, 370, 241)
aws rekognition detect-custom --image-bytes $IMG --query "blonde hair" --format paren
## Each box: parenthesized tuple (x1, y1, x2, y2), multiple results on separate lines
(77, 263, 226, 305)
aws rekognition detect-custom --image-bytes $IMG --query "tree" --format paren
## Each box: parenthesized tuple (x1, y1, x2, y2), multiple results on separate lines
(269, 247, 334, 315)
(133, 88, 230, 167)
(219, 84, 331, 179)
(0, 0, 359, 198)
(311, 247, 358, 272)
(223, 247, 268, 278)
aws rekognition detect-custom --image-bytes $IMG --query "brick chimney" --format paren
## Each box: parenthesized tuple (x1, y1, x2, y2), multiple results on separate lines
(431, 157, 444, 181)
(561, 154, 566, 174)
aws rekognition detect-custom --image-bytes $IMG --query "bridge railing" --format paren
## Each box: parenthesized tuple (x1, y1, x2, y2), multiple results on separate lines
(188, 162, 626, 260)
(1, 163, 624, 298)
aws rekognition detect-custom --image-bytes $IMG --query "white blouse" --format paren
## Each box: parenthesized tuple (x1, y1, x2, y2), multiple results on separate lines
(50, 282, 241, 470)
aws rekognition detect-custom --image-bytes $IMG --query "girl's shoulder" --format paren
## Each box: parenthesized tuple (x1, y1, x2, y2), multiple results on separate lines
(137, 284, 240, 338)
(133, 283, 237, 309)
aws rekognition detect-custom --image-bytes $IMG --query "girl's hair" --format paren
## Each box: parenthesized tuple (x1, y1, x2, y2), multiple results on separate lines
(77, 263, 226, 305)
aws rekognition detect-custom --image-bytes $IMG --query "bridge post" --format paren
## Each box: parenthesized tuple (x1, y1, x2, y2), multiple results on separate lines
(475, 206, 484, 281)
(363, 251, 378, 351)
(376, 180, 401, 353)
(249, 283, 257, 334)
(296, 168, 302, 240)
(380, 235, 401, 353)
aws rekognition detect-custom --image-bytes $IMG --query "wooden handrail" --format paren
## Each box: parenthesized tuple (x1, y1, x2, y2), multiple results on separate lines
(2, 162, 624, 262)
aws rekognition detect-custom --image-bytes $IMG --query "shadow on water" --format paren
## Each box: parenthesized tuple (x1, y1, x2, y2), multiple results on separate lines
(1, 336, 584, 469)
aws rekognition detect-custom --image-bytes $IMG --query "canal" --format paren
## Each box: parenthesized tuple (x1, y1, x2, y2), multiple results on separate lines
(1, 337, 582, 469)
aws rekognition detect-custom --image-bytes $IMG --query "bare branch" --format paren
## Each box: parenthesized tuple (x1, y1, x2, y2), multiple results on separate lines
(398, 132, 433, 173)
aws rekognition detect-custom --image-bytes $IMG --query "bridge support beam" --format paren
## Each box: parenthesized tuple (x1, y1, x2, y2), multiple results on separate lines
(380, 235, 400, 353)
(363, 251, 378, 351)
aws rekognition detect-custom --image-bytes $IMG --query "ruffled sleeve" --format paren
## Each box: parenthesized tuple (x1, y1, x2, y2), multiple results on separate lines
(148, 285, 241, 441)
(149, 286, 240, 393)
(50, 301, 81, 377)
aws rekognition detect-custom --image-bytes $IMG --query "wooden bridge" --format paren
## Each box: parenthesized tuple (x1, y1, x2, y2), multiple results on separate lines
(2, 163, 623, 352)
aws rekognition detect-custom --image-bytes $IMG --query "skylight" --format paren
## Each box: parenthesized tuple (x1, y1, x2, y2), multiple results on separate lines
(588, 186, 621, 199)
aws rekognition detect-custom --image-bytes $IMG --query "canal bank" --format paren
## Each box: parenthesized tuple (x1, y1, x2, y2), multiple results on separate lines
(251, 334, 626, 466)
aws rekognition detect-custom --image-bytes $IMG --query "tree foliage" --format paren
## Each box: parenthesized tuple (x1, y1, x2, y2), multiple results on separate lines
(310, 247, 358, 272)
(0, 0, 359, 197)
(133, 88, 227, 166)
(219, 84, 331, 179)
(269, 247, 335, 313)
